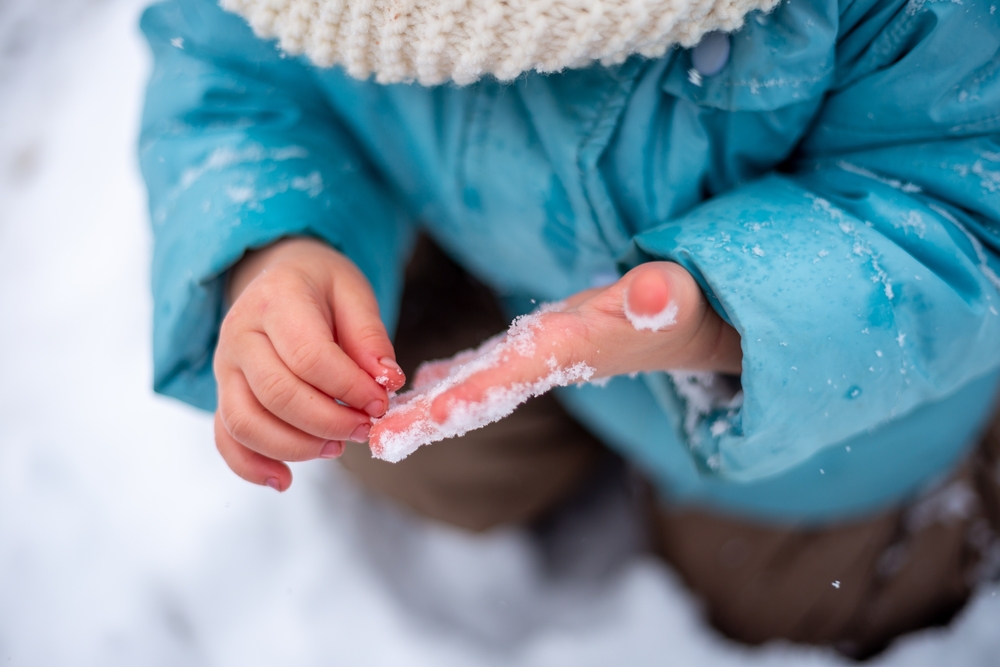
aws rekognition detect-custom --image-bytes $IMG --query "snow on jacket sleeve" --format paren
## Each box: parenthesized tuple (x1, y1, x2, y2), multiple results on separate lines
(139, 0, 411, 411)
(630, 0, 1000, 481)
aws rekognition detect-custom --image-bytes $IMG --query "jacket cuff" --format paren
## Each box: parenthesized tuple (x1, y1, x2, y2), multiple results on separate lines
(630, 174, 1000, 480)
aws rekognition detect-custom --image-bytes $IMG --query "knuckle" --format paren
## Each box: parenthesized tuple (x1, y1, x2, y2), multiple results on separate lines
(333, 372, 370, 404)
(256, 370, 298, 413)
(255, 269, 294, 295)
(353, 323, 389, 349)
(224, 409, 257, 446)
(254, 272, 302, 314)
(286, 339, 325, 378)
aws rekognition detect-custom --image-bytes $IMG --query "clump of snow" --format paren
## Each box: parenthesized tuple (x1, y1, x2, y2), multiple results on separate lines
(370, 308, 594, 462)
(894, 210, 926, 237)
(972, 160, 1000, 194)
(668, 371, 743, 445)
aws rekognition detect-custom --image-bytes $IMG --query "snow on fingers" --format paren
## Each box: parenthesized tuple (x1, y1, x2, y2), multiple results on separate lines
(369, 308, 594, 462)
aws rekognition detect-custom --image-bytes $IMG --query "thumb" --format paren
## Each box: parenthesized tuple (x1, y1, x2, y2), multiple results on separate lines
(623, 262, 682, 332)
(612, 262, 743, 374)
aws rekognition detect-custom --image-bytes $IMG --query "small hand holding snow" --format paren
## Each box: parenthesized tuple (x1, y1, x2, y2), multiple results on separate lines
(370, 262, 742, 461)
(213, 238, 406, 492)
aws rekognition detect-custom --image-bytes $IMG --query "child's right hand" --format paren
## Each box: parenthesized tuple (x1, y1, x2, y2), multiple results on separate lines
(212, 237, 406, 491)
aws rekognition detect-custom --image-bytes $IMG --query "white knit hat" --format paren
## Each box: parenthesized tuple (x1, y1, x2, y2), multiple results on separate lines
(220, 0, 778, 85)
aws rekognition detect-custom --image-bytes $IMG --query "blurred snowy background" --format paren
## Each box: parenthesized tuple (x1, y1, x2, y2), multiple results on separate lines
(0, 0, 998, 664)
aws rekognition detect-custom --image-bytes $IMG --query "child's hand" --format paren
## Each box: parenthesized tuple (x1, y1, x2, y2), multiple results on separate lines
(372, 262, 740, 442)
(213, 237, 405, 491)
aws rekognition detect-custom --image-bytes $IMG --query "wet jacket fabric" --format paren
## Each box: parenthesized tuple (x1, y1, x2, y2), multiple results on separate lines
(139, 0, 1000, 522)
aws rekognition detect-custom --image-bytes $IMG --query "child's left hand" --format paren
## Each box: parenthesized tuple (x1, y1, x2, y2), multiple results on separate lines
(373, 261, 742, 436)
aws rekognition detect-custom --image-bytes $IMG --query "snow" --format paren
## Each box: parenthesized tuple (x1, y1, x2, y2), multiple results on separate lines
(623, 294, 678, 332)
(1, 1, 999, 664)
(667, 372, 743, 445)
(972, 160, 1000, 194)
(836, 160, 923, 194)
(371, 310, 594, 462)
(178, 144, 309, 191)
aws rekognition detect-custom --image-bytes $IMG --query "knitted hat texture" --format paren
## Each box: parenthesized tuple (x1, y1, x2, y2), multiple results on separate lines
(220, 0, 778, 85)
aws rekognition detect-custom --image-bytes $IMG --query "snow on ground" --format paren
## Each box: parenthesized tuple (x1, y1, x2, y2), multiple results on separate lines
(0, 1, 997, 664)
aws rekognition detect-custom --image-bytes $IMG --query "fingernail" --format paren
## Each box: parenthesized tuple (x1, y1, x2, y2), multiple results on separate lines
(364, 399, 385, 417)
(349, 423, 371, 443)
(264, 477, 282, 492)
(320, 440, 344, 458)
(379, 357, 404, 376)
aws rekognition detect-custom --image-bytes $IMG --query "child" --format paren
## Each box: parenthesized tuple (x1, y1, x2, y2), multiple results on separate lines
(139, 0, 1000, 655)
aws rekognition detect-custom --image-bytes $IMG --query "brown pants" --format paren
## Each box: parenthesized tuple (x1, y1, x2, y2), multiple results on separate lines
(341, 237, 1000, 659)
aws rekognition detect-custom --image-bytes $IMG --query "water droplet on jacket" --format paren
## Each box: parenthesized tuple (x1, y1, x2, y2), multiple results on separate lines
(846, 386, 862, 399)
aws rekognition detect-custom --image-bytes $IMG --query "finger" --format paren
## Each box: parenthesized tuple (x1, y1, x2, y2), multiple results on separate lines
(411, 333, 505, 390)
(217, 369, 351, 462)
(239, 331, 375, 442)
(426, 314, 592, 423)
(368, 394, 432, 457)
(330, 263, 406, 392)
(411, 358, 454, 390)
(214, 410, 292, 491)
(427, 360, 550, 424)
(260, 287, 391, 418)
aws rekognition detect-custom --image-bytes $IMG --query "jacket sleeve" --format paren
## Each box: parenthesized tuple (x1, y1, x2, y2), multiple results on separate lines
(631, 0, 1000, 481)
(139, 0, 412, 411)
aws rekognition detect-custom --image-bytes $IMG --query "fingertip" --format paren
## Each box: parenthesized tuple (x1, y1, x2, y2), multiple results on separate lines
(258, 461, 292, 491)
(363, 399, 386, 418)
(376, 356, 407, 391)
(626, 264, 672, 317)
(215, 410, 294, 491)
(319, 440, 345, 459)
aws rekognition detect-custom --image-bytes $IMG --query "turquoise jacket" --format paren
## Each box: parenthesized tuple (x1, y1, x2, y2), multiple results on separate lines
(140, 0, 1000, 523)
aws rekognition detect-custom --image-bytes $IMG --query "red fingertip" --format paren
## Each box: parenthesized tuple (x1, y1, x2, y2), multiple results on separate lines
(627, 267, 672, 316)
(319, 440, 345, 458)
(376, 356, 407, 391)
